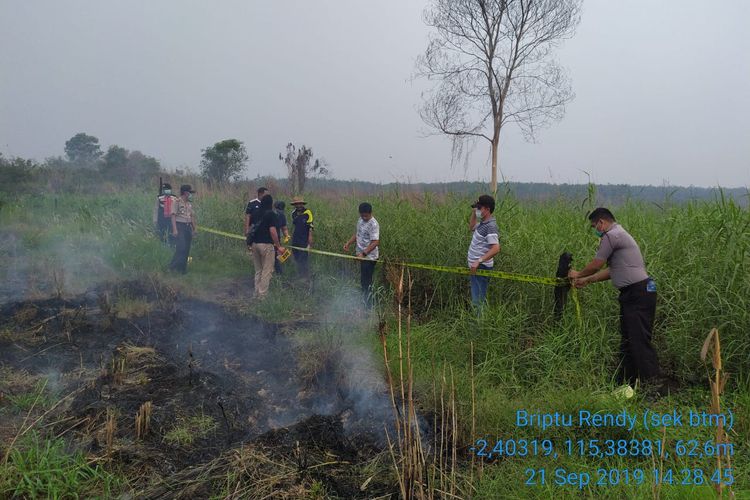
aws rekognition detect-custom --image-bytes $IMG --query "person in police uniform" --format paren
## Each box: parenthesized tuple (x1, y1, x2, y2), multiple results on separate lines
(569, 207, 661, 388)
(168, 184, 197, 274)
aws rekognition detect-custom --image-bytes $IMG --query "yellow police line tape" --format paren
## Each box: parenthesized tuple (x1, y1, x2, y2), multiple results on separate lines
(197, 225, 583, 320)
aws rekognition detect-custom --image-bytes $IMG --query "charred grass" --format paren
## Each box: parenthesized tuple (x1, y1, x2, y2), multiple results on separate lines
(0, 279, 401, 498)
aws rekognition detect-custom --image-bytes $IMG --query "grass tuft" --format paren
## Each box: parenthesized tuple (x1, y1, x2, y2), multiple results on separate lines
(0, 433, 124, 498)
(164, 415, 218, 447)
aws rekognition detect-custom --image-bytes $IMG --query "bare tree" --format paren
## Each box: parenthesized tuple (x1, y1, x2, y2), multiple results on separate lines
(279, 143, 329, 194)
(417, 0, 581, 194)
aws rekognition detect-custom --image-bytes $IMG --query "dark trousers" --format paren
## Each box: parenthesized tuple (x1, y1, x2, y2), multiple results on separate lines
(293, 248, 309, 277)
(157, 218, 174, 246)
(169, 222, 193, 274)
(617, 279, 660, 385)
(360, 260, 377, 307)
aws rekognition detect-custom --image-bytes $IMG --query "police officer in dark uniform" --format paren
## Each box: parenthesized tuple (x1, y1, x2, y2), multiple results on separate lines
(569, 208, 661, 388)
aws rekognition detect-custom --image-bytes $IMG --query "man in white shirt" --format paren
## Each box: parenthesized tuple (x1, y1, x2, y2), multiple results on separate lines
(343, 202, 380, 308)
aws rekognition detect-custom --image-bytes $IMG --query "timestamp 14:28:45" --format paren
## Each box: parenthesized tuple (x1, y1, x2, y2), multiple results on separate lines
(524, 467, 734, 489)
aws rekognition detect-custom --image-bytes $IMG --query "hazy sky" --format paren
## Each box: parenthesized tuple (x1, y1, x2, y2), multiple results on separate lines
(1, 1, 748, 187)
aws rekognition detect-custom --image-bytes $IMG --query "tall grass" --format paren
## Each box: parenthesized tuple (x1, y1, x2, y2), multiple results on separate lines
(11, 187, 743, 363)
(2, 188, 747, 385)
(1, 186, 748, 497)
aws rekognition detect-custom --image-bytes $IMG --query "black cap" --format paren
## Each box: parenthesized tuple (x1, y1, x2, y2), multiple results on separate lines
(162, 183, 172, 190)
(180, 184, 196, 194)
(471, 194, 495, 213)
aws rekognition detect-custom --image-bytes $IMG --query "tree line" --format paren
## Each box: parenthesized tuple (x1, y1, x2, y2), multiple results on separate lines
(2, 132, 745, 207)
(0, 133, 329, 196)
(0, 133, 162, 194)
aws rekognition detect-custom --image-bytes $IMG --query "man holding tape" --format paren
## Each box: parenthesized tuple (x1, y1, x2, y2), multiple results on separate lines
(344, 202, 379, 308)
(569, 207, 661, 389)
(291, 196, 314, 279)
(467, 195, 501, 308)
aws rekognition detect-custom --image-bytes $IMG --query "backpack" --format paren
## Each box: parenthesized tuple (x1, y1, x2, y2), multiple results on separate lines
(245, 199, 262, 245)
(163, 195, 174, 218)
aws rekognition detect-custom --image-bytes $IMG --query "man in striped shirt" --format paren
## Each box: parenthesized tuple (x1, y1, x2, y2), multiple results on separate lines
(467, 195, 501, 307)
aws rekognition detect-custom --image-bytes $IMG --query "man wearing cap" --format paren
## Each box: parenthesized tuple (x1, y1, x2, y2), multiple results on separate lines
(168, 184, 197, 274)
(290, 197, 314, 279)
(153, 183, 176, 246)
(569, 207, 661, 388)
(467, 194, 501, 308)
(244, 187, 269, 246)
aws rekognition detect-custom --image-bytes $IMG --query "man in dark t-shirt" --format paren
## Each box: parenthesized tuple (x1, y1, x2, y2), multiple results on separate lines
(244, 187, 268, 246)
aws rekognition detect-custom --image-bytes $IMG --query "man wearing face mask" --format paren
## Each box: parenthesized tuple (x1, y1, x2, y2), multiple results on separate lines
(467, 194, 501, 308)
(154, 183, 177, 246)
(168, 184, 197, 274)
(568, 207, 661, 389)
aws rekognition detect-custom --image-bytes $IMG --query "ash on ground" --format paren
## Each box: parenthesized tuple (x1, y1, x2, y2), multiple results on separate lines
(0, 279, 410, 498)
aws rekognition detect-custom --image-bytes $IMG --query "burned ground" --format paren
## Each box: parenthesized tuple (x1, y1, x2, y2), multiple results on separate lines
(0, 279, 399, 498)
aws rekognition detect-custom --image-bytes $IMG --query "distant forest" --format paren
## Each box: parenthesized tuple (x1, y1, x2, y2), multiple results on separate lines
(1, 132, 747, 208)
(303, 178, 749, 207)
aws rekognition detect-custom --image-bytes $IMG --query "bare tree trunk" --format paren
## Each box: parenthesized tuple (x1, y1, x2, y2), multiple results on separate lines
(490, 124, 501, 196)
(490, 141, 498, 196)
(292, 168, 300, 195)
